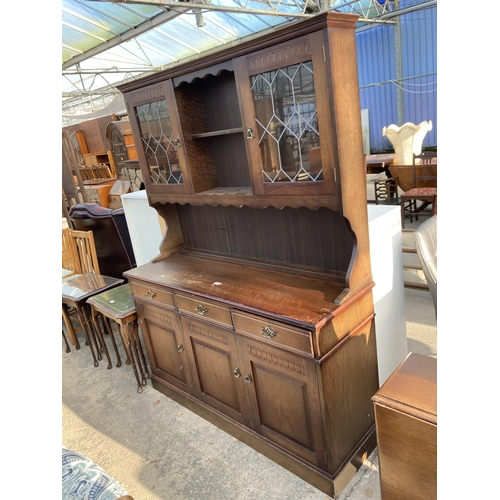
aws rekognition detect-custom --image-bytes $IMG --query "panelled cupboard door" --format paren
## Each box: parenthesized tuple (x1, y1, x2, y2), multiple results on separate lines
(180, 315, 252, 427)
(124, 80, 192, 195)
(237, 336, 328, 471)
(234, 31, 337, 197)
(136, 301, 194, 395)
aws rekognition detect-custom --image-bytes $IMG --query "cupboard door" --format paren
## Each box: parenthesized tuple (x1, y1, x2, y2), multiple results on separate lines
(234, 31, 337, 196)
(180, 315, 251, 427)
(124, 81, 192, 195)
(136, 301, 194, 395)
(237, 336, 328, 470)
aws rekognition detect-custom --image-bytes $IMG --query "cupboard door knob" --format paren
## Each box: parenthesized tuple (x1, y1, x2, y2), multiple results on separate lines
(145, 289, 156, 299)
(234, 367, 241, 378)
(195, 304, 208, 315)
(261, 326, 276, 339)
(177, 343, 184, 352)
(245, 373, 252, 383)
(246, 127, 254, 140)
(173, 137, 180, 148)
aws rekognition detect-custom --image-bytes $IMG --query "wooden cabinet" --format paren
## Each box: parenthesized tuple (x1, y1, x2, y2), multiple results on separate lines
(119, 12, 378, 498)
(180, 314, 251, 426)
(236, 334, 327, 469)
(372, 353, 437, 500)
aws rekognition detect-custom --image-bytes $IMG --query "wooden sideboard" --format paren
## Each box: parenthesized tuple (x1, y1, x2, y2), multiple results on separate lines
(119, 12, 379, 497)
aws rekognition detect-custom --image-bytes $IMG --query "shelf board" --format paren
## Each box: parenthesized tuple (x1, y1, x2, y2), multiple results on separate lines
(192, 127, 243, 139)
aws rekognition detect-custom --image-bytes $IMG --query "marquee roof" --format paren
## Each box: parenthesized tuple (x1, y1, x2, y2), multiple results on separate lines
(62, 0, 436, 120)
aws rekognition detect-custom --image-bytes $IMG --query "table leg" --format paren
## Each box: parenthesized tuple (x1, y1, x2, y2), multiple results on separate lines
(62, 304, 80, 349)
(119, 323, 143, 393)
(76, 306, 99, 367)
(62, 330, 71, 353)
(102, 317, 122, 368)
(90, 308, 113, 370)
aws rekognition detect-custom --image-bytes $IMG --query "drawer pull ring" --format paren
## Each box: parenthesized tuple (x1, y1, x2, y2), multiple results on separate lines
(245, 373, 252, 383)
(195, 304, 208, 315)
(261, 326, 277, 339)
(234, 367, 241, 378)
(177, 343, 184, 352)
(145, 289, 156, 299)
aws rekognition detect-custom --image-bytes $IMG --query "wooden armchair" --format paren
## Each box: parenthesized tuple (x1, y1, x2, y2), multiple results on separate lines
(400, 151, 437, 227)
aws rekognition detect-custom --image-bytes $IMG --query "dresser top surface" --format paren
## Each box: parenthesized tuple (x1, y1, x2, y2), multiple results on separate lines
(124, 252, 352, 328)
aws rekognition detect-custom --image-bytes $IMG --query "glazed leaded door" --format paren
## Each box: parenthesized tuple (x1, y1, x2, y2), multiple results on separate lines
(235, 31, 337, 196)
(124, 81, 193, 195)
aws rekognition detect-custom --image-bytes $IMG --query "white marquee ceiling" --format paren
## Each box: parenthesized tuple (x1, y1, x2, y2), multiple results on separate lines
(62, 0, 436, 119)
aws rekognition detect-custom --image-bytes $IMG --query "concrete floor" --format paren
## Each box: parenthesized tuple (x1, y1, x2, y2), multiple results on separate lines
(61, 215, 437, 500)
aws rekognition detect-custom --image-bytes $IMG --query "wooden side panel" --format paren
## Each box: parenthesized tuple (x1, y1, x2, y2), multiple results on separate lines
(325, 24, 372, 302)
(374, 404, 437, 500)
(319, 319, 379, 475)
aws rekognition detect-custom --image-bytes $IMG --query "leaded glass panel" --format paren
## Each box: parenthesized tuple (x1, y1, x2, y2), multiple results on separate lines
(251, 62, 322, 183)
(136, 99, 183, 185)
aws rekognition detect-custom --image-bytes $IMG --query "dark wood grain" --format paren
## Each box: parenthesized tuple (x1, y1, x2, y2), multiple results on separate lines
(372, 353, 437, 500)
(177, 204, 353, 274)
(125, 253, 348, 328)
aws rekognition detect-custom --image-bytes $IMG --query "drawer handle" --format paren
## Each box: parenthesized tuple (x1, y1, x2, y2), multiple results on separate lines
(261, 326, 277, 339)
(195, 304, 208, 316)
(245, 373, 252, 383)
(145, 289, 156, 299)
(233, 367, 241, 378)
(177, 343, 184, 352)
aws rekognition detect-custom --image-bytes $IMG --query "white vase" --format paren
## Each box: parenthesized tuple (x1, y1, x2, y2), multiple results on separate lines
(382, 120, 433, 165)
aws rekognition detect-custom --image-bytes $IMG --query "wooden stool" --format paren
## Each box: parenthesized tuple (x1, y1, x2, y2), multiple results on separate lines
(87, 284, 149, 393)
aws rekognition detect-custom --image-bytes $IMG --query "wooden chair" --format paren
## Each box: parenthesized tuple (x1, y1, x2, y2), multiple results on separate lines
(62, 227, 81, 277)
(69, 229, 100, 274)
(374, 175, 399, 205)
(400, 151, 437, 227)
(62, 229, 100, 350)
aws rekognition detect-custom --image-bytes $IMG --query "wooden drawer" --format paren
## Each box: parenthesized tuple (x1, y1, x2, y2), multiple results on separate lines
(233, 311, 313, 357)
(129, 281, 175, 309)
(175, 293, 232, 328)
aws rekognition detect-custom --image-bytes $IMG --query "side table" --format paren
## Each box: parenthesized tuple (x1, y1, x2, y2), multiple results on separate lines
(372, 352, 437, 500)
(62, 273, 124, 367)
(87, 284, 150, 393)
